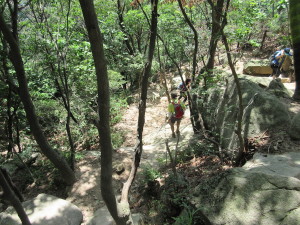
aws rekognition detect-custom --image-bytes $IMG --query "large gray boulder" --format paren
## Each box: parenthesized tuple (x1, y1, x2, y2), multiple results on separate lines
(198, 75, 292, 155)
(0, 194, 83, 225)
(191, 168, 300, 225)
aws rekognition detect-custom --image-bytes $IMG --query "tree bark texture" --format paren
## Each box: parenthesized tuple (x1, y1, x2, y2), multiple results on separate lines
(0, 13, 75, 185)
(79, 1, 131, 224)
(289, 0, 300, 100)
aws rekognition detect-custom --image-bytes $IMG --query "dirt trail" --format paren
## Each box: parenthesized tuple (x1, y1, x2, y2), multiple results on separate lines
(66, 77, 299, 224)
(67, 87, 194, 224)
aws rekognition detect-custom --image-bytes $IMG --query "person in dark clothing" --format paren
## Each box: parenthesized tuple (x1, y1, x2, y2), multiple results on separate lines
(178, 78, 191, 103)
(270, 48, 293, 79)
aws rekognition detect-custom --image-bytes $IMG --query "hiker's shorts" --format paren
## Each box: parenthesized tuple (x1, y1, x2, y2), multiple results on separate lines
(169, 116, 182, 124)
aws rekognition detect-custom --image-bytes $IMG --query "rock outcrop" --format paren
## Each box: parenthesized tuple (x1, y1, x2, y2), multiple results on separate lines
(0, 194, 83, 225)
(191, 167, 300, 225)
(198, 75, 293, 156)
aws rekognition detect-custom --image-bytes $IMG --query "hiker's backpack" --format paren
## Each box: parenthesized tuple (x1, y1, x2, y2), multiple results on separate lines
(269, 50, 280, 63)
(173, 102, 184, 119)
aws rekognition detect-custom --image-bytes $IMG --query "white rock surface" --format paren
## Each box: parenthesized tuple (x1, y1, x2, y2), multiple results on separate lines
(243, 152, 300, 179)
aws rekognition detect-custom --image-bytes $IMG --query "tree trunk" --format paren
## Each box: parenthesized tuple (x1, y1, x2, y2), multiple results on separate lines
(80, 1, 158, 224)
(222, 31, 245, 165)
(7, 79, 14, 157)
(289, 0, 300, 100)
(177, 0, 199, 80)
(117, 0, 135, 56)
(121, 0, 159, 203)
(0, 13, 75, 185)
(260, 30, 267, 51)
(1, 38, 14, 156)
(79, 1, 131, 224)
(205, 0, 225, 74)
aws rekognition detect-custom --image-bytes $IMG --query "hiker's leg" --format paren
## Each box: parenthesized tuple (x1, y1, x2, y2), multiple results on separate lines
(272, 66, 279, 79)
(176, 119, 181, 134)
(271, 64, 279, 79)
(169, 119, 176, 138)
(276, 67, 281, 78)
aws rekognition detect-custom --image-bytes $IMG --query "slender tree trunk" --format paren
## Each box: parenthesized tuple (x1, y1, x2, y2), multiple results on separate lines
(53, 78, 78, 123)
(80, 1, 159, 223)
(289, 0, 300, 100)
(206, 0, 225, 73)
(14, 112, 22, 152)
(0, 13, 75, 185)
(158, 33, 202, 132)
(137, 0, 202, 133)
(260, 29, 267, 51)
(7, 81, 14, 157)
(62, 59, 75, 170)
(79, 1, 131, 224)
(222, 31, 245, 164)
(117, 0, 134, 55)
(121, 0, 159, 203)
(160, 72, 171, 103)
(0, 168, 31, 225)
(1, 39, 14, 156)
(177, 0, 199, 80)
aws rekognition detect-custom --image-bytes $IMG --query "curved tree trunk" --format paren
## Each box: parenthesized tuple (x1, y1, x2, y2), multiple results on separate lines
(289, 0, 300, 100)
(0, 13, 75, 185)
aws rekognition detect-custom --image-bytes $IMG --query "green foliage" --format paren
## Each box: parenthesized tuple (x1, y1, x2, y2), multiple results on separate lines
(227, 0, 290, 48)
(142, 166, 162, 184)
(173, 203, 201, 225)
(248, 39, 260, 47)
(159, 173, 190, 222)
(62, 151, 85, 161)
(111, 129, 125, 149)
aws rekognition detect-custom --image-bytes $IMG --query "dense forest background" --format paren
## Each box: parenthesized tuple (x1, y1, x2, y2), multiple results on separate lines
(0, 0, 296, 224)
(0, 0, 291, 157)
